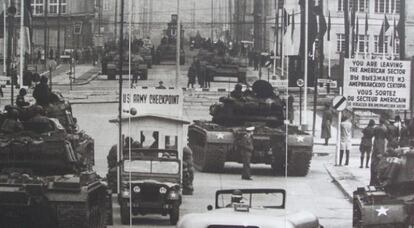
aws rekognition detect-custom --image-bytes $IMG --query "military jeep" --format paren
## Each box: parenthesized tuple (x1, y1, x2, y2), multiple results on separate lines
(117, 149, 182, 225)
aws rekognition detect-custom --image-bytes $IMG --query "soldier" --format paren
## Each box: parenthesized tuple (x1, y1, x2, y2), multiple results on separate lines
(359, 120, 375, 168)
(226, 189, 243, 207)
(187, 63, 196, 88)
(33, 76, 51, 106)
(0, 109, 23, 133)
(24, 105, 53, 134)
(16, 88, 30, 108)
(370, 117, 388, 186)
(156, 81, 166, 89)
(182, 145, 194, 195)
(321, 103, 333, 145)
(230, 84, 243, 100)
(235, 126, 255, 180)
(288, 95, 294, 124)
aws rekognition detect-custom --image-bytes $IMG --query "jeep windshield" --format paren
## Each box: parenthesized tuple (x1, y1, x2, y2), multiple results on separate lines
(123, 160, 179, 174)
(215, 189, 286, 209)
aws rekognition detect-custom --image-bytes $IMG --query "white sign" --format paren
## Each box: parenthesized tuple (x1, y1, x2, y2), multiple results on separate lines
(122, 88, 183, 118)
(0, 76, 9, 86)
(270, 79, 288, 88)
(332, 96, 347, 111)
(343, 58, 411, 110)
(296, 79, 304, 87)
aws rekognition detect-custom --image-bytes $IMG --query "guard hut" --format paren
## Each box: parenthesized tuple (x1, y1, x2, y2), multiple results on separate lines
(110, 87, 189, 159)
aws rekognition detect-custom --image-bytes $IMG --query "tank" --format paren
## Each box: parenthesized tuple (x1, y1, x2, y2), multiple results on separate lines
(188, 80, 313, 176)
(102, 40, 148, 80)
(0, 97, 111, 228)
(353, 147, 414, 227)
(153, 15, 185, 65)
(197, 47, 248, 83)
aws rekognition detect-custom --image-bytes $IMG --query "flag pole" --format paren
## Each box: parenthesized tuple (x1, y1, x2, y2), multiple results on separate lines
(383, 14, 386, 59)
(281, 9, 284, 79)
(19, 0, 24, 88)
(3, 1, 6, 75)
(303, 0, 309, 126)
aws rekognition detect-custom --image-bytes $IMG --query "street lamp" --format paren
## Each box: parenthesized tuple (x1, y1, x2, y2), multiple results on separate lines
(6, 5, 16, 105)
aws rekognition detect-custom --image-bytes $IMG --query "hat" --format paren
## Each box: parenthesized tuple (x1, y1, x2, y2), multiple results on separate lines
(246, 126, 255, 131)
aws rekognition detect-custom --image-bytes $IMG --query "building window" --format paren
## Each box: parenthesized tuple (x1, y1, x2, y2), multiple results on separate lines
(337, 34, 346, 52)
(103, 0, 111, 11)
(357, 35, 369, 53)
(375, 0, 400, 13)
(49, 0, 67, 14)
(31, 0, 44, 15)
(374, 35, 389, 54)
(338, 0, 369, 12)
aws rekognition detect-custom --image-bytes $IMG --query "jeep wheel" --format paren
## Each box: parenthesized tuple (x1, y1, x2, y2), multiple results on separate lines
(169, 204, 180, 225)
(120, 204, 131, 225)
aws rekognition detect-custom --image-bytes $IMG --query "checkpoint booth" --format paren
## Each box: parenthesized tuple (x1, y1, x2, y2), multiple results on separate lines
(110, 87, 189, 159)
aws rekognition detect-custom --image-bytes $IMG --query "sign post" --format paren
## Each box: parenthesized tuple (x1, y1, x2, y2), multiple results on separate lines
(297, 79, 304, 125)
(332, 94, 347, 166)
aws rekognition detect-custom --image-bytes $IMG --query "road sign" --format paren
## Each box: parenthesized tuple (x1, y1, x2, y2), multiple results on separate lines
(0, 76, 9, 86)
(296, 79, 304, 87)
(332, 96, 347, 111)
(343, 58, 411, 110)
(317, 78, 331, 83)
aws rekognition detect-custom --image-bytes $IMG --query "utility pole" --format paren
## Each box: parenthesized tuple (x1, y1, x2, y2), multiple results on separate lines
(6, 4, 16, 105)
(176, 0, 181, 87)
(400, 0, 406, 60)
(303, 0, 309, 126)
(211, 0, 214, 40)
(344, 0, 350, 58)
(117, 0, 125, 195)
(44, 0, 48, 68)
(273, 0, 278, 76)
(114, 0, 118, 41)
(57, 0, 62, 64)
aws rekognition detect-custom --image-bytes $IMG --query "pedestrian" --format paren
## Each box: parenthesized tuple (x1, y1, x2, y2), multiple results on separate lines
(399, 119, 410, 147)
(370, 116, 388, 186)
(32, 75, 51, 107)
(387, 118, 399, 149)
(393, 115, 403, 142)
(253, 52, 259, 71)
(234, 126, 255, 180)
(156, 81, 166, 89)
(198, 66, 205, 88)
(187, 63, 196, 88)
(132, 73, 138, 87)
(359, 119, 375, 168)
(339, 115, 352, 166)
(321, 103, 333, 145)
(16, 88, 30, 108)
(288, 95, 294, 124)
(49, 49, 54, 60)
(182, 145, 194, 195)
(205, 70, 211, 88)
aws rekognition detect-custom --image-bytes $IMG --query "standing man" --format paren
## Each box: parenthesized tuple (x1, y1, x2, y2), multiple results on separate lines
(288, 95, 294, 124)
(235, 126, 255, 180)
(359, 120, 375, 168)
(321, 103, 333, 145)
(182, 145, 194, 195)
(187, 63, 196, 88)
(339, 116, 352, 166)
(33, 76, 51, 106)
(370, 117, 388, 186)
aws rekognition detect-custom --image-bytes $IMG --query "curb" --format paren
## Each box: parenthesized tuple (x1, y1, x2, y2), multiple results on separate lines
(324, 163, 353, 202)
(54, 71, 100, 86)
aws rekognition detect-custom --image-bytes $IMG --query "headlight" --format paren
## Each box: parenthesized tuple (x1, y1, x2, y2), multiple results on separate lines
(121, 190, 130, 197)
(159, 187, 167, 194)
(133, 186, 141, 193)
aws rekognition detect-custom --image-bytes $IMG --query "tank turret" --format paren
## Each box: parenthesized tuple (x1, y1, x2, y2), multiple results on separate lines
(210, 80, 285, 127)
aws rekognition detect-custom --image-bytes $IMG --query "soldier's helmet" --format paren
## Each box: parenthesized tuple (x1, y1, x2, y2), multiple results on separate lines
(231, 189, 243, 203)
(40, 75, 48, 84)
(183, 146, 192, 155)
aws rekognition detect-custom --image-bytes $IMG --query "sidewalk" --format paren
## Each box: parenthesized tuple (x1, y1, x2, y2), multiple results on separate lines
(321, 144, 371, 201)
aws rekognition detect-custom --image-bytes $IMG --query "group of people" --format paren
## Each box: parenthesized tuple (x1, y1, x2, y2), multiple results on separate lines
(321, 103, 412, 186)
(33, 46, 98, 65)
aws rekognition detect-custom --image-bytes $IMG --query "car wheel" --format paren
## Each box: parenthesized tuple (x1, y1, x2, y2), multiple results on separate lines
(169, 203, 180, 225)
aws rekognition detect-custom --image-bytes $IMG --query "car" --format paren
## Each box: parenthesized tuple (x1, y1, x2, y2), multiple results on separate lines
(177, 188, 323, 228)
(116, 148, 182, 225)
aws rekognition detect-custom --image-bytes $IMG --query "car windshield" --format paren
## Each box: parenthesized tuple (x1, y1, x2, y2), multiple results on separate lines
(123, 160, 179, 174)
(217, 190, 285, 209)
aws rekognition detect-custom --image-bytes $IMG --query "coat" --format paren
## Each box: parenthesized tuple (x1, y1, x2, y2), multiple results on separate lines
(321, 109, 333, 139)
(360, 126, 375, 152)
(373, 124, 388, 158)
(340, 120, 352, 150)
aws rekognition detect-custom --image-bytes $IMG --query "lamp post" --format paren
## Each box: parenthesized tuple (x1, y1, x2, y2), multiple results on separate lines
(6, 5, 16, 105)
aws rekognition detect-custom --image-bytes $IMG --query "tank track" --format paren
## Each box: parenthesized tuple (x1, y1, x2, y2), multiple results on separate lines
(194, 143, 227, 173)
(286, 148, 312, 176)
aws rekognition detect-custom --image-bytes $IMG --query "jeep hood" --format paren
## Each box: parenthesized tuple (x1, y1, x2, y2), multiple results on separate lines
(178, 208, 319, 228)
(122, 178, 179, 188)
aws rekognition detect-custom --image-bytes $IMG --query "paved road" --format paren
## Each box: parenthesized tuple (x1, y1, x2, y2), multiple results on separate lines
(72, 101, 352, 228)
(65, 63, 353, 227)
